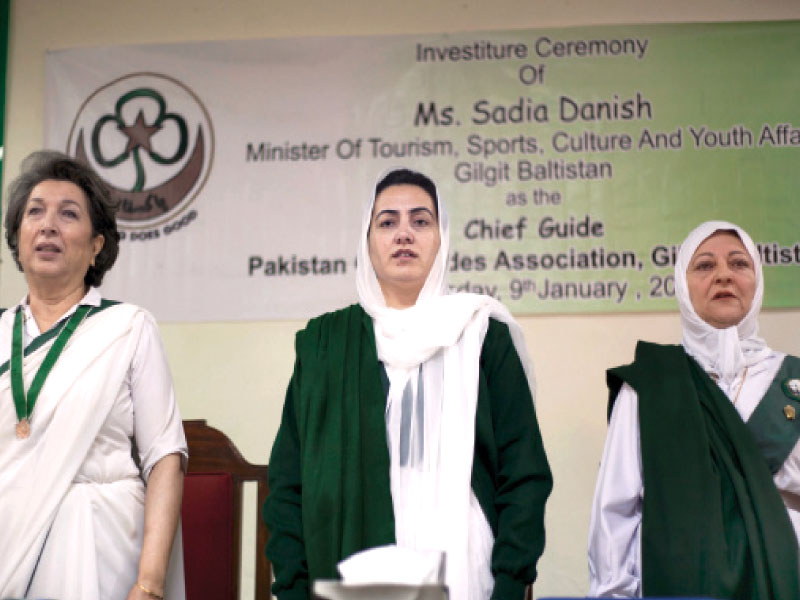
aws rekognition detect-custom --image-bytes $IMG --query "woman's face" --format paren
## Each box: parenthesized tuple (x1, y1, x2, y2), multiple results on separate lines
(687, 231, 756, 329)
(18, 179, 104, 291)
(368, 184, 441, 307)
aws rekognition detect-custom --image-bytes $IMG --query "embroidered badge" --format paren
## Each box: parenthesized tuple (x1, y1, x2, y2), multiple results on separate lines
(783, 378, 800, 401)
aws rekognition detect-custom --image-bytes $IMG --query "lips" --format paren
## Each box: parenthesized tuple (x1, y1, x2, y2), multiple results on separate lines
(392, 249, 417, 259)
(34, 242, 62, 254)
(712, 290, 736, 300)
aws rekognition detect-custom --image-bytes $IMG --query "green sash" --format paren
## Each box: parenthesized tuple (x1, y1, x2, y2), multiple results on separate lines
(608, 342, 800, 600)
(294, 304, 395, 582)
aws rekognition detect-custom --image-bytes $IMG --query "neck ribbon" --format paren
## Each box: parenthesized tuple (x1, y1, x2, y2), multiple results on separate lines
(10, 304, 91, 430)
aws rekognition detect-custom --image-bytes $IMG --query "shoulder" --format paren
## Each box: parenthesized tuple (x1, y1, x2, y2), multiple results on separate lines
(95, 299, 152, 322)
(782, 354, 800, 370)
(479, 317, 524, 376)
(609, 340, 685, 373)
(296, 303, 369, 350)
(606, 341, 685, 404)
(482, 317, 513, 352)
(92, 300, 161, 340)
(0, 306, 16, 344)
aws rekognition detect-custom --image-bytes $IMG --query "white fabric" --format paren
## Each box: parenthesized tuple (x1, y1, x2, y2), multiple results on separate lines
(338, 544, 445, 584)
(675, 220, 771, 385)
(354, 168, 535, 600)
(0, 290, 187, 600)
(588, 352, 800, 598)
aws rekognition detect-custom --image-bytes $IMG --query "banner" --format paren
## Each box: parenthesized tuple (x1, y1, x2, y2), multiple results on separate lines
(44, 22, 800, 321)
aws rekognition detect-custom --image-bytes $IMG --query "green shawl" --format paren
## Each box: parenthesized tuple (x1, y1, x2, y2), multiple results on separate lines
(608, 341, 799, 600)
(293, 304, 395, 582)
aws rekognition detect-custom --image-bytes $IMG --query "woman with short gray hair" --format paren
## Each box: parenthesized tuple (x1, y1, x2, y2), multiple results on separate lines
(0, 151, 187, 600)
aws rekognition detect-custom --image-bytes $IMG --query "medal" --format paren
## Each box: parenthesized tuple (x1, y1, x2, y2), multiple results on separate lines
(15, 418, 30, 439)
(10, 305, 91, 440)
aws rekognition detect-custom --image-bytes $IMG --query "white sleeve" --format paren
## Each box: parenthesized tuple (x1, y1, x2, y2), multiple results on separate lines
(130, 310, 188, 480)
(588, 382, 643, 598)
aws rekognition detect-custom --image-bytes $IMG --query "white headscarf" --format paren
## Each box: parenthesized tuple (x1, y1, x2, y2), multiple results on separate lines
(675, 220, 771, 385)
(355, 168, 534, 600)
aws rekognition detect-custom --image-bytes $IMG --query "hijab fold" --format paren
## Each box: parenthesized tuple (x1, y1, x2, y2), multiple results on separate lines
(675, 220, 771, 385)
(355, 168, 534, 600)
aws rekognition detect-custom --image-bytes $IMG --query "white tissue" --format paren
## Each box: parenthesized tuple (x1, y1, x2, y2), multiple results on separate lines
(337, 545, 445, 584)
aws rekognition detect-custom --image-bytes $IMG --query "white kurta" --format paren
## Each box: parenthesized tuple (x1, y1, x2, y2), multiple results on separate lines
(588, 350, 800, 598)
(0, 288, 187, 600)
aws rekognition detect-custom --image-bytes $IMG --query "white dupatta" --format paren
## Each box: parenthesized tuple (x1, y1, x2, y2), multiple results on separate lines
(0, 303, 144, 598)
(355, 169, 534, 600)
(675, 221, 771, 385)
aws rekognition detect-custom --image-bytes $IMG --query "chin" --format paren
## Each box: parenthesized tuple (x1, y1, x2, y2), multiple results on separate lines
(707, 314, 745, 329)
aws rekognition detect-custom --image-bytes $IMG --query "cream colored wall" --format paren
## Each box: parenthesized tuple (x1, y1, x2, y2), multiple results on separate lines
(5, 1, 800, 597)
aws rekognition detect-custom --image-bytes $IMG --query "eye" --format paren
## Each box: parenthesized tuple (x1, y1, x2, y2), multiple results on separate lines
(61, 208, 79, 219)
(413, 217, 431, 227)
(377, 217, 395, 228)
(693, 260, 715, 271)
(26, 205, 43, 216)
(731, 258, 752, 270)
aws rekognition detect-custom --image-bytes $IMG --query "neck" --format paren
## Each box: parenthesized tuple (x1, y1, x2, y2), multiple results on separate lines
(27, 280, 88, 332)
(380, 283, 422, 309)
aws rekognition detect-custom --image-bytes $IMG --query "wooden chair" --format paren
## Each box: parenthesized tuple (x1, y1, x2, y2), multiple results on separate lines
(181, 419, 270, 600)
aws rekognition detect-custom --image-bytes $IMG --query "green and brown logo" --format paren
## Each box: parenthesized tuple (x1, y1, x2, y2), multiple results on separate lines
(66, 73, 214, 229)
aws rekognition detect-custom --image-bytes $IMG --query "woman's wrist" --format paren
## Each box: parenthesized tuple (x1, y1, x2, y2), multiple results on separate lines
(136, 580, 164, 600)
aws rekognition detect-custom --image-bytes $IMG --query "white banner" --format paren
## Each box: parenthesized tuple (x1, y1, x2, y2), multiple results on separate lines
(44, 23, 800, 321)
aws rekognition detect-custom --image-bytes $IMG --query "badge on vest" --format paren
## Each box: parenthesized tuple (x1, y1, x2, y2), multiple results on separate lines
(782, 379, 800, 421)
(783, 378, 800, 401)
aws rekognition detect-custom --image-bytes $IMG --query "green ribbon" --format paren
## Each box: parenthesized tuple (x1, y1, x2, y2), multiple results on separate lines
(10, 304, 91, 423)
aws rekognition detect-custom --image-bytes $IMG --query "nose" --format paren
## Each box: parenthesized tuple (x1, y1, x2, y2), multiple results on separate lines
(40, 209, 58, 234)
(394, 221, 413, 244)
(715, 262, 733, 282)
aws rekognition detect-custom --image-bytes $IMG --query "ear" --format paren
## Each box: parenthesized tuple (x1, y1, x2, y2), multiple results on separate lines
(91, 234, 105, 266)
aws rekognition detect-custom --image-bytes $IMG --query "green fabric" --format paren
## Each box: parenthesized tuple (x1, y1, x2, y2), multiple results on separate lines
(608, 341, 800, 600)
(264, 305, 551, 600)
(0, 299, 119, 377)
(746, 355, 800, 474)
(474, 318, 552, 598)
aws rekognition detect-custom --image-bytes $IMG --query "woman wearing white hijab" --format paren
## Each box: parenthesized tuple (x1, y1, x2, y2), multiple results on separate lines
(265, 168, 552, 600)
(588, 221, 800, 599)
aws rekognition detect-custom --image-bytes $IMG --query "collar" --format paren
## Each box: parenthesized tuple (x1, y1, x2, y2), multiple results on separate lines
(18, 287, 102, 339)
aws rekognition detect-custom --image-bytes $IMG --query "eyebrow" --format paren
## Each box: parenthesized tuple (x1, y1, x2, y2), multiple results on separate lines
(374, 206, 435, 220)
(691, 249, 751, 262)
(27, 197, 83, 207)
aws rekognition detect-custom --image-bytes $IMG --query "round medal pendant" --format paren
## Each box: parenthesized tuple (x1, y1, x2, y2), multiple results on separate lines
(15, 418, 30, 439)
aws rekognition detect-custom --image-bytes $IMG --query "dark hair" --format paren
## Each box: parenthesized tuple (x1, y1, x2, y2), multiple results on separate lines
(5, 150, 121, 287)
(374, 168, 438, 218)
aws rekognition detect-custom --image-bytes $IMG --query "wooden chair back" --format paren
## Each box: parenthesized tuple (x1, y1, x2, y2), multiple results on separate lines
(181, 419, 270, 600)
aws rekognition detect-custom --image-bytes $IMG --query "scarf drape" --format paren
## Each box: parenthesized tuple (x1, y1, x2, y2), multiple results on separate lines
(608, 341, 800, 600)
(675, 220, 771, 385)
(0, 303, 142, 597)
(354, 168, 534, 600)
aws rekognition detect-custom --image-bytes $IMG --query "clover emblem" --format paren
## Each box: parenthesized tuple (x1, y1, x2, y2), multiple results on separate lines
(91, 88, 188, 192)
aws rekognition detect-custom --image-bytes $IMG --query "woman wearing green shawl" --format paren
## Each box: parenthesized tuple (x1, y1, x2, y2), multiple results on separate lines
(589, 221, 800, 599)
(265, 168, 552, 600)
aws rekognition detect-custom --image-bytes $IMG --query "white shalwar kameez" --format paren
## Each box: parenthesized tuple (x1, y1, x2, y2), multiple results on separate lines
(0, 288, 187, 600)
